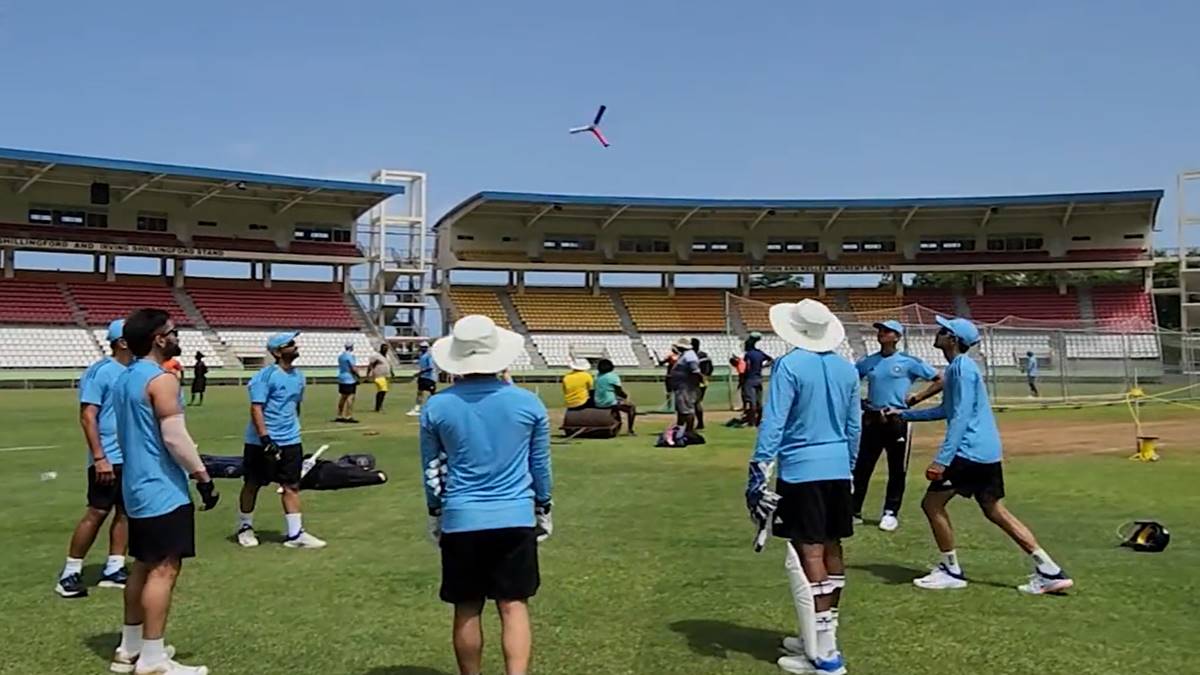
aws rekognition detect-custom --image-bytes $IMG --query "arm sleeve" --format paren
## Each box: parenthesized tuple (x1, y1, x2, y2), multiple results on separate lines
(901, 403, 947, 422)
(845, 379, 862, 471)
(933, 368, 975, 465)
(750, 361, 795, 464)
(529, 403, 553, 503)
(418, 410, 444, 511)
(912, 358, 938, 381)
(79, 370, 103, 405)
(160, 414, 205, 475)
(854, 357, 869, 379)
(248, 373, 269, 404)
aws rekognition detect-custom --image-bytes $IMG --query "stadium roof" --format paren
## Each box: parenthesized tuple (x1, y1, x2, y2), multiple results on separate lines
(437, 189, 1163, 230)
(0, 147, 403, 214)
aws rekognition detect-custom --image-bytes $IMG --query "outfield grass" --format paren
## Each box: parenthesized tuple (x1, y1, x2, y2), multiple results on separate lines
(0, 385, 1196, 674)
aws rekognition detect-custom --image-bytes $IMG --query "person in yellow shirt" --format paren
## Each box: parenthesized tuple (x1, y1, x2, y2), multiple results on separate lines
(561, 358, 594, 410)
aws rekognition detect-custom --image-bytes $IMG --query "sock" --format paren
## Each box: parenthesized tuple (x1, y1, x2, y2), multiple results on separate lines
(830, 607, 839, 628)
(104, 555, 125, 575)
(61, 557, 84, 579)
(815, 610, 837, 660)
(285, 513, 303, 538)
(941, 550, 962, 575)
(118, 624, 143, 655)
(238, 512, 254, 530)
(141, 638, 166, 666)
(1031, 548, 1062, 576)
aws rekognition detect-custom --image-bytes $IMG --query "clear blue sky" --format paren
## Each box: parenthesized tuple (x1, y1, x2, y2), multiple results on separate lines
(2, 1, 1198, 246)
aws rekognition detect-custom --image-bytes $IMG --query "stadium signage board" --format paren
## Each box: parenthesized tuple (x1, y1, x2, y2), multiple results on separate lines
(744, 264, 892, 273)
(0, 235, 360, 262)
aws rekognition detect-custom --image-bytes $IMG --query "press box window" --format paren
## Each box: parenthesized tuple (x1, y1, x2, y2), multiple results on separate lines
(137, 214, 168, 232)
(28, 208, 53, 224)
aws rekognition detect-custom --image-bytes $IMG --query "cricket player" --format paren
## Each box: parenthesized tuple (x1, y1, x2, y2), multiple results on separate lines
(892, 316, 1073, 594)
(667, 338, 702, 433)
(368, 343, 392, 413)
(111, 308, 218, 675)
(407, 341, 436, 416)
(56, 318, 132, 598)
(1024, 350, 1040, 397)
(692, 337, 713, 430)
(851, 320, 942, 532)
(742, 332, 773, 427)
(420, 315, 553, 675)
(234, 331, 326, 550)
(745, 299, 860, 675)
(335, 340, 360, 423)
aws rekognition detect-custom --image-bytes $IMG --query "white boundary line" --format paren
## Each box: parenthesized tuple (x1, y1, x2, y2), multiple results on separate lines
(0, 444, 61, 453)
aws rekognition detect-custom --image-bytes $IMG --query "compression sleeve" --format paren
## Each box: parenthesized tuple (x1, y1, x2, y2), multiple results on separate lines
(160, 413, 204, 475)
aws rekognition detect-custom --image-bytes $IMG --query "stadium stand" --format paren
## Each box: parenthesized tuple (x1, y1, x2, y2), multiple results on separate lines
(445, 287, 511, 327)
(0, 222, 182, 247)
(68, 280, 192, 326)
(981, 331, 1052, 367)
(1091, 285, 1155, 328)
(642, 333, 742, 363)
(0, 279, 74, 324)
(289, 241, 363, 258)
(530, 334, 638, 368)
(188, 283, 357, 329)
(89, 328, 223, 368)
(619, 289, 727, 332)
(1064, 248, 1147, 262)
(965, 288, 1080, 323)
(1065, 333, 1160, 359)
(218, 331, 373, 368)
(0, 327, 98, 368)
(847, 289, 903, 314)
(510, 288, 622, 331)
(904, 288, 959, 315)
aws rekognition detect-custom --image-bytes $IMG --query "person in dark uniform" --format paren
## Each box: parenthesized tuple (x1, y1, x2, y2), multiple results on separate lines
(189, 353, 208, 407)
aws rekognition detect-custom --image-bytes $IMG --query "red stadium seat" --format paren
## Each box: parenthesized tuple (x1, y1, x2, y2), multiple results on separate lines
(965, 288, 1079, 323)
(67, 281, 192, 326)
(187, 285, 358, 329)
(1091, 285, 1155, 329)
(0, 279, 75, 324)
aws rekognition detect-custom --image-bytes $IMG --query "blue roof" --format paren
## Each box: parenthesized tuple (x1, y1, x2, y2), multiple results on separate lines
(0, 147, 404, 196)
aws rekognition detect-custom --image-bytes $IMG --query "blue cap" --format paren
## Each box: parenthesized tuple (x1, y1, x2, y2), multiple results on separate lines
(266, 331, 300, 351)
(106, 319, 125, 343)
(873, 320, 905, 336)
(935, 315, 980, 346)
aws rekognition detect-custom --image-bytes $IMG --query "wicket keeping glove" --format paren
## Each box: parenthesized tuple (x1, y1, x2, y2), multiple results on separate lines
(260, 435, 280, 461)
(534, 501, 553, 543)
(745, 461, 780, 525)
(427, 507, 442, 547)
(196, 480, 220, 511)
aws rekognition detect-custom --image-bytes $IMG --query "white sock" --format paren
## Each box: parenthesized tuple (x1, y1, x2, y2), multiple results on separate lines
(1031, 548, 1062, 576)
(830, 607, 839, 628)
(941, 550, 962, 575)
(238, 511, 254, 530)
(61, 557, 84, 579)
(815, 610, 837, 660)
(285, 513, 303, 538)
(104, 555, 125, 575)
(140, 638, 166, 666)
(118, 624, 143, 655)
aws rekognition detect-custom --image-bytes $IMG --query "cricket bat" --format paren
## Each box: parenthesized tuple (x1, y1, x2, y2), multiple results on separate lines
(277, 443, 330, 494)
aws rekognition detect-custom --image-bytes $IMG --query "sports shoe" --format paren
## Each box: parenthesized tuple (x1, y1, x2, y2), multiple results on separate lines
(110, 645, 176, 674)
(851, 514, 864, 526)
(98, 567, 129, 589)
(878, 511, 899, 532)
(283, 530, 327, 549)
(780, 636, 805, 656)
(1017, 570, 1074, 595)
(55, 572, 88, 598)
(344, 417, 361, 424)
(913, 563, 968, 590)
(236, 525, 259, 548)
(133, 657, 207, 675)
(778, 653, 846, 674)
(405, 408, 420, 416)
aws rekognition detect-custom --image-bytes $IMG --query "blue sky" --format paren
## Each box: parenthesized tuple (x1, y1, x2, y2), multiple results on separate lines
(2, 1, 1198, 253)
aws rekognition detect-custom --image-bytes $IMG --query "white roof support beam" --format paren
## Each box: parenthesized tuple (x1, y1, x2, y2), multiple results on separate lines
(674, 207, 701, 230)
(822, 207, 845, 232)
(598, 204, 630, 230)
(1060, 202, 1075, 228)
(747, 208, 772, 231)
(899, 206, 919, 231)
(978, 206, 995, 229)
(524, 204, 554, 228)
(189, 181, 237, 208)
(17, 163, 56, 193)
(120, 173, 168, 203)
(276, 187, 322, 214)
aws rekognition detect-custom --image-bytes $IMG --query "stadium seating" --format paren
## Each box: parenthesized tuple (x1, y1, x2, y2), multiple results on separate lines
(903, 289, 959, 316)
(446, 287, 511, 328)
(0, 279, 75, 324)
(68, 281, 192, 326)
(980, 332, 1051, 367)
(530, 334, 638, 368)
(0, 223, 180, 247)
(0, 327, 99, 368)
(619, 289, 727, 332)
(903, 328, 949, 367)
(511, 289, 622, 331)
(288, 241, 363, 258)
(913, 251, 1050, 264)
(754, 333, 857, 364)
(1063, 248, 1147, 262)
(192, 236, 279, 253)
(89, 328, 223, 368)
(847, 289, 904, 315)
(1065, 333, 1160, 359)
(965, 288, 1079, 323)
(1091, 285, 1155, 329)
(217, 331, 373, 368)
(188, 284, 357, 328)
(737, 289, 818, 332)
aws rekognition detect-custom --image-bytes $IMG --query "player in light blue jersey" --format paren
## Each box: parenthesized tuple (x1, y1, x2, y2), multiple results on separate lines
(420, 315, 552, 675)
(1024, 350, 1040, 397)
(234, 331, 325, 550)
(109, 309, 219, 675)
(56, 319, 133, 599)
(892, 316, 1073, 596)
(851, 320, 942, 533)
(407, 341, 437, 416)
(746, 299, 860, 675)
(334, 340, 361, 423)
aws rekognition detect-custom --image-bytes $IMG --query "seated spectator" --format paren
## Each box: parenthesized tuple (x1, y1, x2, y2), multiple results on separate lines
(594, 359, 636, 435)
(561, 358, 594, 411)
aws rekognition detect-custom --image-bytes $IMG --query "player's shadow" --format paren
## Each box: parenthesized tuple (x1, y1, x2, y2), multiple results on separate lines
(362, 668, 451, 675)
(849, 562, 927, 585)
(84, 632, 119, 661)
(669, 619, 780, 663)
(223, 530, 288, 545)
(82, 563, 106, 581)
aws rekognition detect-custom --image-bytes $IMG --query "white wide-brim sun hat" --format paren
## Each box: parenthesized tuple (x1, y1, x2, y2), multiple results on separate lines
(568, 357, 591, 371)
(768, 298, 846, 353)
(431, 315, 526, 375)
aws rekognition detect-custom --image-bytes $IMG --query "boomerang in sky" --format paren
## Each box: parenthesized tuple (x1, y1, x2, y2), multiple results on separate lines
(569, 105, 610, 147)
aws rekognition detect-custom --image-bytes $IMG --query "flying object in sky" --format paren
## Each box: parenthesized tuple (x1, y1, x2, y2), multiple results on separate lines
(569, 105, 610, 147)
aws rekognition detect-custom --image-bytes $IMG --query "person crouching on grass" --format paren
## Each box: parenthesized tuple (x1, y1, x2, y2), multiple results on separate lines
(746, 299, 860, 675)
(886, 316, 1073, 595)
(420, 315, 553, 675)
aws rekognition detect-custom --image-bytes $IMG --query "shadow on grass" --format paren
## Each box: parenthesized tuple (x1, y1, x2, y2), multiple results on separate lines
(223, 530, 288, 545)
(850, 562, 1014, 590)
(362, 668, 451, 675)
(669, 619, 779, 663)
(84, 632, 119, 661)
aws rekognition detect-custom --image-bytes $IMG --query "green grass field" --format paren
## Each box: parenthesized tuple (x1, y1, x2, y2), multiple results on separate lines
(1, 384, 1197, 674)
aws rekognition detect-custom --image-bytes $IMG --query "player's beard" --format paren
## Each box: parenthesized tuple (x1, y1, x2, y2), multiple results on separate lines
(164, 342, 182, 359)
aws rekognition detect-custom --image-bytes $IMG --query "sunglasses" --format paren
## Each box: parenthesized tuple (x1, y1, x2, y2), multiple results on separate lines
(936, 328, 952, 337)
(157, 328, 179, 338)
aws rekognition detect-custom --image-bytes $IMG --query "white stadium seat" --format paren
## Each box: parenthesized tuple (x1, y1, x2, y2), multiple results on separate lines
(217, 331, 374, 368)
(530, 334, 638, 368)
(0, 327, 100, 369)
(753, 333, 858, 364)
(91, 328, 224, 368)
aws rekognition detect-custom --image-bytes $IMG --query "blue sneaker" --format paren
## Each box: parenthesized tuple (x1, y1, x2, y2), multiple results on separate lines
(55, 572, 88, 598)
(98, 567, 128, 589)
(778, 652, 846, 675)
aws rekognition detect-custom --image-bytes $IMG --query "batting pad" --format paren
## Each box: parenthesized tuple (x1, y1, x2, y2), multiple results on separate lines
(784, 542, 819, 662)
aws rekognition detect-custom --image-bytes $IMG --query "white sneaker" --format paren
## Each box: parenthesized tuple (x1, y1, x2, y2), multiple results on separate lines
(1017, 571, 1074, 595)
(133, 657, 206, 675)
(878, 512, 899, 532)
(405, 408, 420, 416)
(851, 514, 864, 526)
(283, 530, 327, 549)
(110, 646, 175, 673)
(778, 653, 846, 674)
(235, 526, 259, 548)
(913, 563, 968, 590)
(780, 636, 805, 656)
